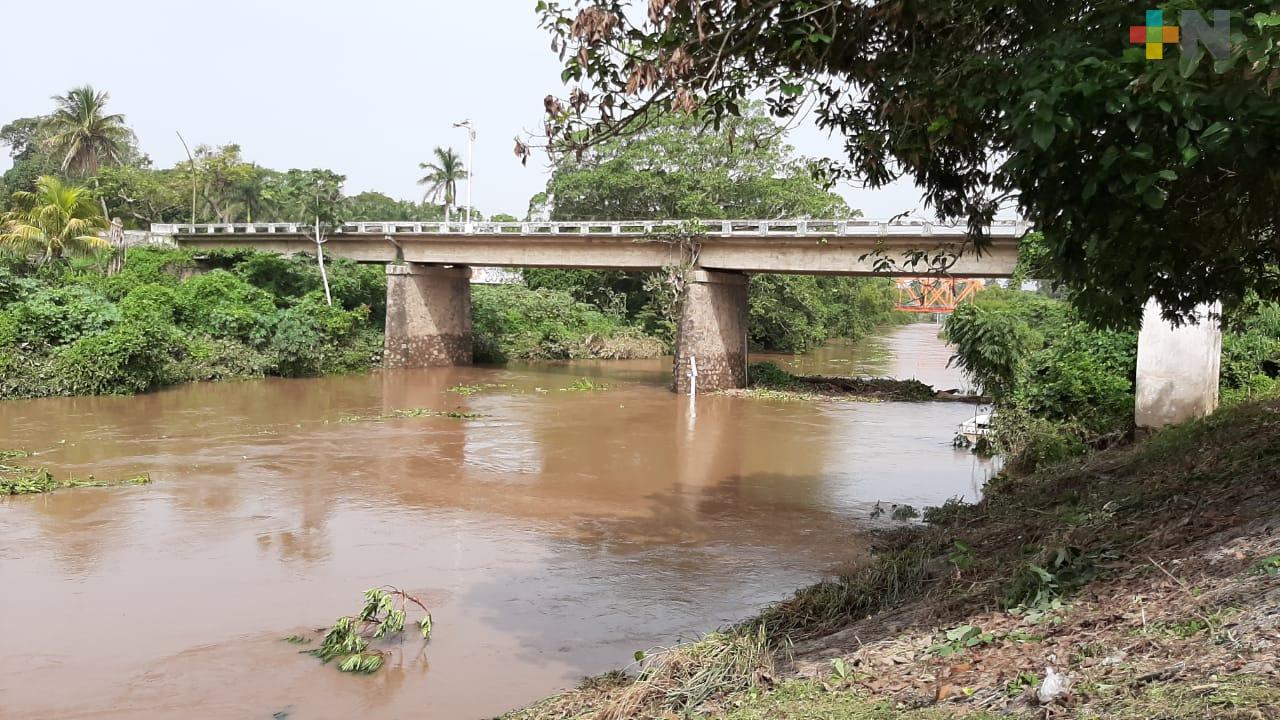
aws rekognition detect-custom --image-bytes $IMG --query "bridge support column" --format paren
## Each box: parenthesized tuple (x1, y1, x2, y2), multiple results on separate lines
(673, 270, 749, 394)
(384, 264, 472, 368)
(1135, 300, 1221, 429)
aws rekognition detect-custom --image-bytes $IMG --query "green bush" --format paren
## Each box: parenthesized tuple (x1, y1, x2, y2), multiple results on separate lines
(174, 270, 277, 345)
(1014, 322, 1135, 434)
(0, 266, 43, 305)
(93, 247, 195, 300)
(749, 275, 904, 353)
(51, 319, 187, 395)
(117, 283, 182, 324)
(6, 286, 120, 348)
(175, 337, 276, 382)
(268, 295, 373, 377)
(472, 284, 662, 362)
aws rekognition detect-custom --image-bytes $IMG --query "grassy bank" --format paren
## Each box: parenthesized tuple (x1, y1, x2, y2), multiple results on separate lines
(500, 397, 1280, 719)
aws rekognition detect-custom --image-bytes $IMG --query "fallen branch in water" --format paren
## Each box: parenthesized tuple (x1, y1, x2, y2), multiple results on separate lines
(302, 587, 434, 674)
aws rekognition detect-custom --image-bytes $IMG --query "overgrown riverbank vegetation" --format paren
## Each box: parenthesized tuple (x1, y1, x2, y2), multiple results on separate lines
(1, 91, 911, 400)
(944, 284, 1280, 472)
(501, 397, 1280, 719)
(0, 248, 383, 399)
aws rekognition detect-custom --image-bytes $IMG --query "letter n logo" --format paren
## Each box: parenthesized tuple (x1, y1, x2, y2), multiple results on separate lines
(1180, 10, 1232, 60)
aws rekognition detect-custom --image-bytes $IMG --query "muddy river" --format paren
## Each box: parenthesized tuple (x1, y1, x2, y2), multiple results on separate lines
(0, 322, 992, 719)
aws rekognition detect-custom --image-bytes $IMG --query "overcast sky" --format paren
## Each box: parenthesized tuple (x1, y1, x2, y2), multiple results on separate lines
(0, 0, 929, 219)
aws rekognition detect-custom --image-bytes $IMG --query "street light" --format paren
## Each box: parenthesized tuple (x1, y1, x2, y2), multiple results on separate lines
(452, 119, 476, 229)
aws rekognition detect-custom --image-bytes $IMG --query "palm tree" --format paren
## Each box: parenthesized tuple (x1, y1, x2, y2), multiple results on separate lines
(417, 147, 467, 222)
(42, 86, 136, 178)
(0, 176, 109, 261)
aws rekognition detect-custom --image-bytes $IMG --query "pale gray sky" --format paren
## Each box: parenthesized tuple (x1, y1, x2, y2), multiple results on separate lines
(0, 0, 928, 219)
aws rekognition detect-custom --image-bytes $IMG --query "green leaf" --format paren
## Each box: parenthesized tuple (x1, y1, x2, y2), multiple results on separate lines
(1032, 121, 1056, 150)
(1143, 187, 1166, 209)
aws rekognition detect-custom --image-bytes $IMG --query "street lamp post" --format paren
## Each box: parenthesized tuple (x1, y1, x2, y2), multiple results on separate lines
(452, 119, 476, 229)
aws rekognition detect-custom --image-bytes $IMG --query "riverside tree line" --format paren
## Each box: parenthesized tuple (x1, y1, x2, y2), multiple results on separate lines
(0, 86, 904, 400)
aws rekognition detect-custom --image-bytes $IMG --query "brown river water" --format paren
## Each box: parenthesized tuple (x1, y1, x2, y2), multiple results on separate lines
(0, 323, 992, 720)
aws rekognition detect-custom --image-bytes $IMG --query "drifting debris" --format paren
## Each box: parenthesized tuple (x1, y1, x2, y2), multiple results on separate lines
(302, 587, 433, 674)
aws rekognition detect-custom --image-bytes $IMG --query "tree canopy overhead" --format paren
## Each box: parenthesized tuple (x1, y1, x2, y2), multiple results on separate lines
(536, 1, 1280, 325)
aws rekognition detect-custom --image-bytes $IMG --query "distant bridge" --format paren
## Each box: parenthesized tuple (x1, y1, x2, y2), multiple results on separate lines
(150, 219, 1026, 277)
(894, 277, 986, 314)
(149, 218, 1026, 394)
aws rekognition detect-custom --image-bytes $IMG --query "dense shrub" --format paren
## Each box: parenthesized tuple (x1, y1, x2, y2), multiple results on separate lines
(947, 287, 1279, 473)
(174, 270, 278, 345)
(91, 247, 195, 300)
(268, 295, 375, 377)
(229, 252, 386, 322)
(51, 320, 187, 395)
(174, 337, 276, 382)
(117, 283, 182, 324)
(472, 284, 663, 362)
(0, 247, 385, 399)
(6, 286, 120, 348)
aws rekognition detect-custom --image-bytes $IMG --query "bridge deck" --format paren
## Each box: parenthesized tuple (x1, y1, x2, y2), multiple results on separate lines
(153, 219, 1027, 277)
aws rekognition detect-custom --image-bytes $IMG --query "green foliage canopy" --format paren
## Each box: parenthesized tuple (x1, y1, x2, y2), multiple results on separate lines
(538, 1, 1280, 325)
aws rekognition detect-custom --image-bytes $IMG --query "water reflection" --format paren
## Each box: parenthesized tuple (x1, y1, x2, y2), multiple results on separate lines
(0, 323, 993, 719)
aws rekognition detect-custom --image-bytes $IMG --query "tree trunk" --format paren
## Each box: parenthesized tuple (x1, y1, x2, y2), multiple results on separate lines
(315, 216, 333, 306)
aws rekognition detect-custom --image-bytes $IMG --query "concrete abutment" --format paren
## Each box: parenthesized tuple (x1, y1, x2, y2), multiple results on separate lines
(1135, 300, 1222, 429)
(383, 263, 472, 368)
(673, 270, 749, 394)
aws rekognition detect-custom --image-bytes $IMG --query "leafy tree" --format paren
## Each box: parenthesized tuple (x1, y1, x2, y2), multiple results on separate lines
(0, 116, 57, 210)
(95, 165, 190, 227)
(417, 147, 467, 221)
(546, 107, 847, 220)
(42, 86, 136, 178)
(528, 106, 896, 350)
(0, 176, 109, 261)
(537, 1, 1280, 325)
(264, 168, 348, 305)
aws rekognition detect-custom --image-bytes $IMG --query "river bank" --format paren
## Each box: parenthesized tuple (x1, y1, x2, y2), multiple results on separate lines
(500, 397, 1280, 719)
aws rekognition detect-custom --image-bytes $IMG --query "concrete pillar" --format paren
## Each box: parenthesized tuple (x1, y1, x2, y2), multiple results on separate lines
(384, 264, 472, 368)
(1135, 300, 1221, 429)
(673, 270, 749, 394)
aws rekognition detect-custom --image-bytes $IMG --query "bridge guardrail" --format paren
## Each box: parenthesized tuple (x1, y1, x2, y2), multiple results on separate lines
(151, 219, 1029, 238)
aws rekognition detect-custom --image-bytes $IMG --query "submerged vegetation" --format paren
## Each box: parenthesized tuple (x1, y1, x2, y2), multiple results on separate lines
(503, 397, 1280, 719)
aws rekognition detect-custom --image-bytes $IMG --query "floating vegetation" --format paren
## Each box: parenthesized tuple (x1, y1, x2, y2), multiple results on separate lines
(448, 382, 511, 396)
(303, 587, 433, 674)
(1, 450, 151, 495)
(563, 377, 609, 391)
(339, 408, 486, 423)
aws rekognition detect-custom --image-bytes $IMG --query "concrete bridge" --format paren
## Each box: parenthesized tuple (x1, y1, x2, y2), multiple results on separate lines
(151, 219, 1219, 427)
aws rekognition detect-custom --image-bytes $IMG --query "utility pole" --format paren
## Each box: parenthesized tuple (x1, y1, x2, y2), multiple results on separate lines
(452, 120, 475, 229)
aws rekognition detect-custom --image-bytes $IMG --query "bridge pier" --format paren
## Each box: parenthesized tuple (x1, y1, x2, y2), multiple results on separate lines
(673, 270, 749, 394)
(384, 263, 472, 368)
(1135, 300, 1221, 429)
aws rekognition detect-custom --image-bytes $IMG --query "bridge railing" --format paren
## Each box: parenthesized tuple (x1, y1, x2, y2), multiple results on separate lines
(151, 219, 1028, 238)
